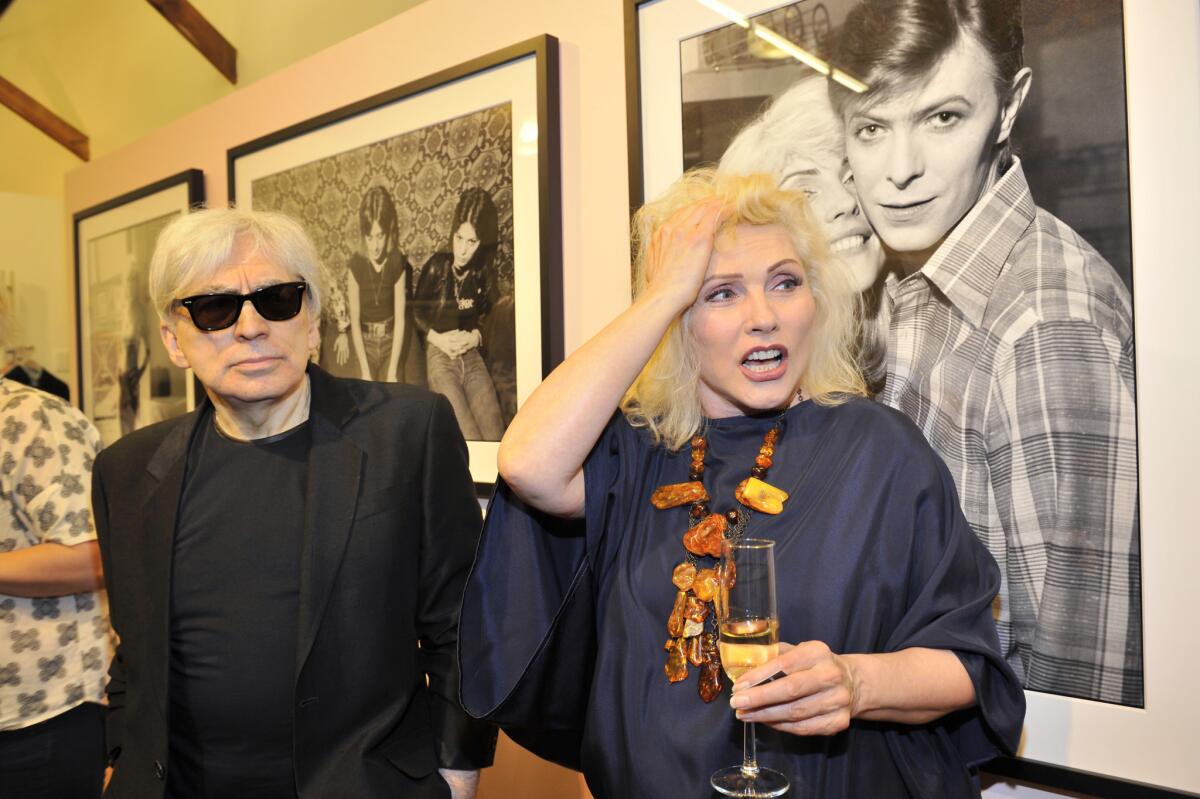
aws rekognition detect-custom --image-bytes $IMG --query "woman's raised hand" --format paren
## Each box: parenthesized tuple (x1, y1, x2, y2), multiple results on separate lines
(497, 196, 726, 518)
(641, 198, 725, 314)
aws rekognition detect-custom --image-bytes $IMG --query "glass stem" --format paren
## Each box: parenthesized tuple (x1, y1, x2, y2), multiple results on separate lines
(741, 721, 760, 777)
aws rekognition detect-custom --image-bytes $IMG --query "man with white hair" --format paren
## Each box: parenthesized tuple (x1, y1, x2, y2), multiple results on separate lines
(93, 208, 494, 798)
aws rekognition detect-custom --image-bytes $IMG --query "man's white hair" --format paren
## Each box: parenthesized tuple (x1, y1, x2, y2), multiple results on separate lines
(149, 207, 325, 325)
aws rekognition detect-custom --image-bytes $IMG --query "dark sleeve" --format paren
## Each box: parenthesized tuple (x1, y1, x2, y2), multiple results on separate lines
(882, 449, 1026, 770)
(473, 252, 498, 321)
(415, 394, 498, 770)
(402, 255, 415, 300)
(43, 371, 70, 401)
(458, 414, 631, 770)
(91, 451, 125, 765)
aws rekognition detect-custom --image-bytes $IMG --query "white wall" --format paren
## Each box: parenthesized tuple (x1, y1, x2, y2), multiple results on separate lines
(0, 192, 71, 380)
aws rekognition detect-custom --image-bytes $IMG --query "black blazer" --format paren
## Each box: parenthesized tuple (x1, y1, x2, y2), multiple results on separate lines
(93, 365, 496, 798)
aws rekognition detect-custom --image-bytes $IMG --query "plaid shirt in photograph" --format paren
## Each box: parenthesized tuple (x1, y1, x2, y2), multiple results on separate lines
(878, 161, 1142, 706)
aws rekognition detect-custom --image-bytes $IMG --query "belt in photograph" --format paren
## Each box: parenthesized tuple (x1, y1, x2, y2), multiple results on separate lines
(363, 319, 394, 336)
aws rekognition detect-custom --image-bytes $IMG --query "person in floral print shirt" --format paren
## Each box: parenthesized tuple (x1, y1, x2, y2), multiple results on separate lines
(0, 295, 111, 798)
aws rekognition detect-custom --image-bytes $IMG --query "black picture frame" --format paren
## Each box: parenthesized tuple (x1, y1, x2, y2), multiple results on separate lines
(621, 1, 1183, 795)
(227, 35, 563, 489)
(72, 168, 205, 446)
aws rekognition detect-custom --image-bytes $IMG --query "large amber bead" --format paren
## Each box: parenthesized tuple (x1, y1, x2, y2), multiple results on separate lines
(698, 638, 722, 702)
(667, 590, 687, 638)
(665, 638, 688, 683)
(671, 562, 696, 591)
(687, 634, 705, 667)
(651, 481, 708, 509)
(682, 513, 727, 558)
(684, 596, 710, 623)
(735, 477, 789, 514)
(692, 568, 720, 601)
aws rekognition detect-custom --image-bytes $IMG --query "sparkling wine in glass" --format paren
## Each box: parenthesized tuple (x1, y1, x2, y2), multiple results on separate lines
(711, 538, 790, 798)
(719, 616, 779, 681)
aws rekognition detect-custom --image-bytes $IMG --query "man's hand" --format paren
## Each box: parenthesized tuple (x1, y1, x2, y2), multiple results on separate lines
(439, 768, 480, 799)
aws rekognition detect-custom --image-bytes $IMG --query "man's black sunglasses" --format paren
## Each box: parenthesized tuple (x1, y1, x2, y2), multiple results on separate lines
(178, 282, 308, 332)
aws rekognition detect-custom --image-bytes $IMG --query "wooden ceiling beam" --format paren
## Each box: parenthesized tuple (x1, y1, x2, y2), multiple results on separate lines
(0, 75, 88, 161)
(146, 0, 237, 84)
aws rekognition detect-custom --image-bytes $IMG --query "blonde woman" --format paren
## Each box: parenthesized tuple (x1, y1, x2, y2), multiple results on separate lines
(720, 76, 889, 391)
(459, 169, 1023, 798)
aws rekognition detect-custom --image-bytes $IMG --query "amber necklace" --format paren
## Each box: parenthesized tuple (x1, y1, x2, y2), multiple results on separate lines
(650, 415, 790, 703)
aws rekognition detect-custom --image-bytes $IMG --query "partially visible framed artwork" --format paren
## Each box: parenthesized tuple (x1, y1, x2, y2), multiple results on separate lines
(73, 169, 204, 446)
(229, 35, 562, 489)
(625, 0, 1196, 795)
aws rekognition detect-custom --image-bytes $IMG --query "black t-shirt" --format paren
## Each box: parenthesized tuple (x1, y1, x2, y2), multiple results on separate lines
(346, 250, 407, 324)
(166, 414, 309, 798)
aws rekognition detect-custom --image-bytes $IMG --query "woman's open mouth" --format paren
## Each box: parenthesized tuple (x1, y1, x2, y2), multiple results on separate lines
(740, 346, 788, 381)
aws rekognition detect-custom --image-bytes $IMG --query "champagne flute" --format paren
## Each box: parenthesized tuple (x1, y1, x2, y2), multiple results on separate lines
(711, 538, 790, 797)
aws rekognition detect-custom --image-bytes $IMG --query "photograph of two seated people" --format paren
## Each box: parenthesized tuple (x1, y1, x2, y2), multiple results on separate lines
(0, 0, 1137, 797)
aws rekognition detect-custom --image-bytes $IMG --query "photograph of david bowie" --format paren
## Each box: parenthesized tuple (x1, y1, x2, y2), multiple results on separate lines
(689, 0, 1140, 706)
(249, 102, 518, 443)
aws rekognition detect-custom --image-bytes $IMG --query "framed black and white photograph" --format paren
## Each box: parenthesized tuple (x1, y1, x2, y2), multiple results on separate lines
(229, 35, 562, 488)
(73, 169, 204, 446)
(625, 0, 1195, 795)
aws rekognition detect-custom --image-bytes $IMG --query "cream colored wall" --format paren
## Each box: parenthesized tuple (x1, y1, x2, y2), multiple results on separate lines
(63, 1, 628, 795)
(64, 0, 631, 366)
(0, 0, 427, 198)
(0, 192, 72, 379)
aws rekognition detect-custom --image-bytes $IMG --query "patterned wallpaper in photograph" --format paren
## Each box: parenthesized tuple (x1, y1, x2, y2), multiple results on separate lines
(251, 102, 515, 300)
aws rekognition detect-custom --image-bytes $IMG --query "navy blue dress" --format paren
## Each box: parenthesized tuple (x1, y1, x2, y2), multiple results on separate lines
(460, 397, 1024, 798)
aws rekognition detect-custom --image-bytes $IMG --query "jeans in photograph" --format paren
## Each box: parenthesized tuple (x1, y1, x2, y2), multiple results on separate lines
(360, 317, 394, 381)
(426, 344, 505, 441)
(0, 702, 105, 799)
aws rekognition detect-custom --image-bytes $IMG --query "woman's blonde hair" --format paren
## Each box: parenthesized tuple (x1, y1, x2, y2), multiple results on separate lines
(621, 169, 866, 450)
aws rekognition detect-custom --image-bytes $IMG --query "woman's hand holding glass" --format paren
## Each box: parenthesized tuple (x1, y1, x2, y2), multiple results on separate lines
(729, 640, 860, 737)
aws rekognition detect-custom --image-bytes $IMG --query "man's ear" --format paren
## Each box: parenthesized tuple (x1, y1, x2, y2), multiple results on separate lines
(160, 321, 191, 369)
(996, 67, 1033, 146)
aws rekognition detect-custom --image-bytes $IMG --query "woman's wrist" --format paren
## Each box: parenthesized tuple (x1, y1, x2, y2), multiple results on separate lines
(838, 649, 974, 723)
(839, 653, 870, 719)
(632, 286, 694, 324)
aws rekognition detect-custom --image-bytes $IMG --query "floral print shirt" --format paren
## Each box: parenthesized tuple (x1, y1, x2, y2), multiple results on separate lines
(0, 379, 111, 730)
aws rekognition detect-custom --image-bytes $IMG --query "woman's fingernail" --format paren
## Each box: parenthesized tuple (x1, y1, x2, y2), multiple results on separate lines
(729, 694, 747, 709)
